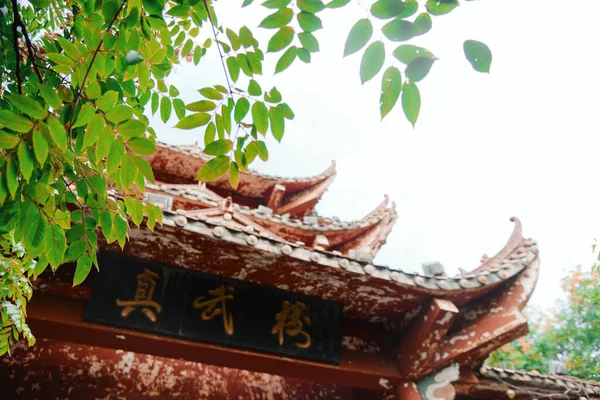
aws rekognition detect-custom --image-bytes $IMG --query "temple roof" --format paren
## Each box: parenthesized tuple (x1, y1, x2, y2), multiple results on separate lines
(471, 366, 600, 398)
(145, 183, 397, 258)
(110, 207, 538, 327)
(147, 143, 337, 215)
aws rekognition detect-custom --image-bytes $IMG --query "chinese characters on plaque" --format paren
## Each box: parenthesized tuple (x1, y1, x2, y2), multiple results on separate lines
(84, 252, 343, 365)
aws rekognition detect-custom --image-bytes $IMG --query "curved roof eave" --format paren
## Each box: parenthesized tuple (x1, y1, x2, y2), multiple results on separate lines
(147, 143, 337, 199)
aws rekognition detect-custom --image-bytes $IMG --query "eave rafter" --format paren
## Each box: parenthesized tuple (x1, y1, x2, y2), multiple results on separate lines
(422, 218, 540, 375)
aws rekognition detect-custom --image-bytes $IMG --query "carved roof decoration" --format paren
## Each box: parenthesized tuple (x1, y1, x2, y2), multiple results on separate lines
(147, 143, 337, 216)
(477, 366, 600, 398)
(145, 182, 398, 257)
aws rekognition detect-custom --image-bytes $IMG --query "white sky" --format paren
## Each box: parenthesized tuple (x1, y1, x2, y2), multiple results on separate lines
(153, 0, 600, 308)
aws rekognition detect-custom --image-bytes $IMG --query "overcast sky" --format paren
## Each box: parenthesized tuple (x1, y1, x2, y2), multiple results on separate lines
(152, 0, 600, 308)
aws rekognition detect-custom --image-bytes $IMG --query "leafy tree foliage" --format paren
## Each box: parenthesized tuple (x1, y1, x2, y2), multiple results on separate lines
(0, 0, 489, 356)
(489, 267, 600, 381)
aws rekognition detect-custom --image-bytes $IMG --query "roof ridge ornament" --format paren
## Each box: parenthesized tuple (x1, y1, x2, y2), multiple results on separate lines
(180, 197, 286, 242)
(476, 216, 524, 272)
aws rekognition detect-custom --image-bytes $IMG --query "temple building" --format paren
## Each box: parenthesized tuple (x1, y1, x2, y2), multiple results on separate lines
(2, 143, 599, 399)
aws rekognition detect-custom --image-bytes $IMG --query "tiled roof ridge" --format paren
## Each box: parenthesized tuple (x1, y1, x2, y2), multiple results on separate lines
(146, 182, 398, 233)
(161, 210, 539, 293)
(156, 142, 337, 183)
(480, 365, 600, 395)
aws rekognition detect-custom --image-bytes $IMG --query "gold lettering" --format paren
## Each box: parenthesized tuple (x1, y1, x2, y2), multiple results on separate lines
(116, 269, 162, 322)
(193, 285, 235, 335)
(272, 301, 312, 349)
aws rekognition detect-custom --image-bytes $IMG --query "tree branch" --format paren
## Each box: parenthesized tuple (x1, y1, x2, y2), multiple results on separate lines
(10, 0, 43, 84)
(10, 0, 22, 94)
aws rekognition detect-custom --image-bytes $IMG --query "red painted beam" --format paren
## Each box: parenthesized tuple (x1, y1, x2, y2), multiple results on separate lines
(26, 294, 401, 392)
(1, 338, 358, 400)
(394, 298, 458, 380)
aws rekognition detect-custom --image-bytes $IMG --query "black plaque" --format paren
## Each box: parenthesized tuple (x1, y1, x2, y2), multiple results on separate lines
(84, 251, 344, 365)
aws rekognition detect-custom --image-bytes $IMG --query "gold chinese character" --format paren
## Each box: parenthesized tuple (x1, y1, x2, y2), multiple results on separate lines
(272, 301, 312, 349)
(116, 269, 162, 323)
(193, 285, 235, 335)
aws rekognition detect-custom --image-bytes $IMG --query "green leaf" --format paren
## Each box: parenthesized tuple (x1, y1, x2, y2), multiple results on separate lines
(239, 26, 254, 48)
(380, 66, 402, 120)
(382, 18, 416, 41)
(275, 46, 298, 74)
(105, 105, 133, 124)
(360, 41, 385, 84)
(127, 137, 155, 156)
(100, 210, 113, 239)
(72, 104, 95, 128)
(277, 103, 295, 120)
(18, 142, 35, 182)
(237, 54, 253, 77)
(262, 0, 291, 8)
(107, 140, 125, 175)
(6, 158, 18, 198)
(297, 12, 323, 32)
(259, 8, 293, 29)
(199, 87, 224, 100)
(298, 32, 320, 53)
(0, 110, 33, 133)
(226, 57, 240, 82)
(402, 82, 420, 127)
(117, 119, 146, 138)
(298, 0, 325, 13)
(426, 0, 459, 16)
(248, 80, 262, 96)
(173, 99, 185, 120)
(32, 126, 49, 165)
(343, 19, 372, 57)
(114, 214, 128, 249)
(269, 107, 285, 142)
(265, 87, 282, 103)
(73, 254, 92, 286)
(39, 85, 62, 109)
(186, 100, 216, 112)
(393, 45, 435, 64)
(47, 116, 67, 151)
(97, 91, 119, 112)
(125, 197, 144, 227)
(235, 98, 250, 123)
(251, 102, 269, 134)
(226, 28, 241, 51)
(406, 57, 436, 83)
(229, 161, 240, 189)
(121, 153, 138, 188)
(45, 224, 66, 269)
(267, 27, 294, 52)
(256, 140, 269, 161)
(0, 131, 21, 149)
(196, 155, 230, 181)
(46, 53, 75, 68)
(134, 156, 155, 183)
(83, 114, 103, 148)
(464, 40, 492, 73)
(371, 0, 412, 19)
(326, 0, 350, 7)
(414, 13, 432, 35)
(175, 113, 211, 130)
(204, 122, 216, 146)
(160, 96, 172, 123)
(205, 139, 233, 156)
(8, 94, 48, 120)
